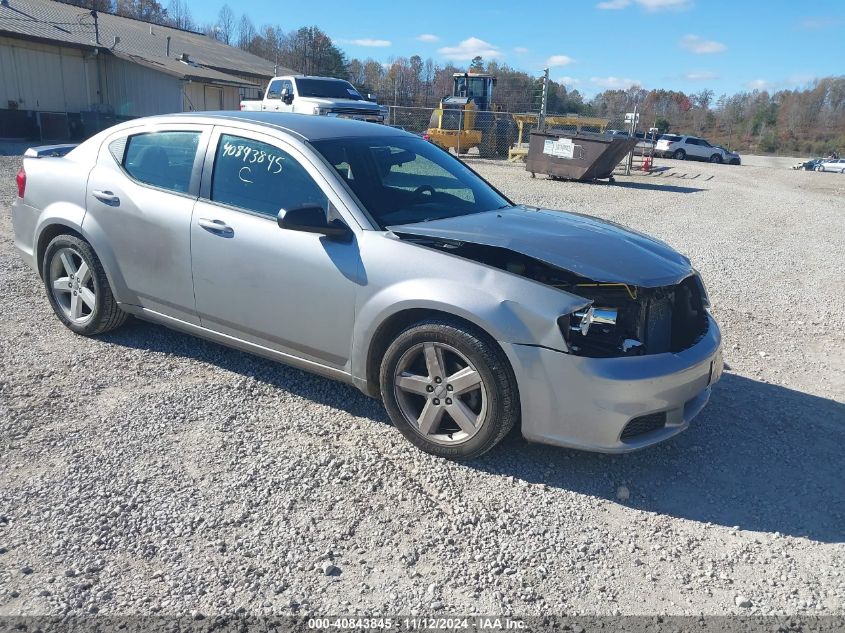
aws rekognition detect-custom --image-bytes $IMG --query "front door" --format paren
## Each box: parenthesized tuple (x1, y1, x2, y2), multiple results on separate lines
(85, 125, 209, 323)
(189, 128, 360, 369)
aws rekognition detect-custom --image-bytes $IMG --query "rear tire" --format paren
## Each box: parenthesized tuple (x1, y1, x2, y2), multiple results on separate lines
(379, 319, 519, 460)
(673, 149, 686, 160)
(42, 234, 127, 336)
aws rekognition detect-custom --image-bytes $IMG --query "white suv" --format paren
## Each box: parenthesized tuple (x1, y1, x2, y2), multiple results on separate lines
(656, 135, 736, 163)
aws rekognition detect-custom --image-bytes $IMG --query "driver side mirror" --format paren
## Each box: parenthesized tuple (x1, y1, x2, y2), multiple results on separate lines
(280, 88, 294, 105)
(277, 205, 351, 240)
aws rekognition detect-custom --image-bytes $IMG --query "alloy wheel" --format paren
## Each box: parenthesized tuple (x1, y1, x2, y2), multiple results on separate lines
(392, 342, 488, 446)
(48, 247, 96, 324)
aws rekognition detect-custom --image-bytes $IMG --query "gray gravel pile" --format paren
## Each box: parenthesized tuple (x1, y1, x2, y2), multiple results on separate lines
(1, 154, 843, 617)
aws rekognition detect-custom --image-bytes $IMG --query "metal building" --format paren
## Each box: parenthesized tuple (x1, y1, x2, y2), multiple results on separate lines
(0, 0, 294, 141)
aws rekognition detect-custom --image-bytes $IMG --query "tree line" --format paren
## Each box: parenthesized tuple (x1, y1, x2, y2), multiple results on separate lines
(57, 0, 845, 155)
(590, 80, 845, 155)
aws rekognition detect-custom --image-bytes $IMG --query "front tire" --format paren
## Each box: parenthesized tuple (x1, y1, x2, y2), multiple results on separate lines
(709, 153, 722, 163)
(42, 234, 127, 336)
(380, 319, 519, 460)
(673, 149, 686, 160)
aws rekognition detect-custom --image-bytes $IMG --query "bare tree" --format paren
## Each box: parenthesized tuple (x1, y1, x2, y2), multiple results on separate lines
(167, 0, 194, 30)
(237, 14, 256, 50)
(216, 4, 235, 45)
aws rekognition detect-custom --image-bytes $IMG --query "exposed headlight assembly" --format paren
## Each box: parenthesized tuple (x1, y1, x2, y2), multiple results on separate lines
(692, 269, 712, 312)
(572, 306, 618, 336)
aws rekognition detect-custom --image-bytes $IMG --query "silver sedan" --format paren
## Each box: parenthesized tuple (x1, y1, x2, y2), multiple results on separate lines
(11, 112, 722, 459)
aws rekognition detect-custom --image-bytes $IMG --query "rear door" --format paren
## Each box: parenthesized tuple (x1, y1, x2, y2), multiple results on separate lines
(85, 124, 210, 323)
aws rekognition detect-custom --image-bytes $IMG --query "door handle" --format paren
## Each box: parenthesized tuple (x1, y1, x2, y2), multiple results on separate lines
(198, 218, 234, 236)
(92, 190, 120, 206)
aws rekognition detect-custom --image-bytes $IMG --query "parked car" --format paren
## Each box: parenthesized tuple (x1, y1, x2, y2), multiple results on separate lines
(655, 134, 736, 163)
(240, 75, 384, 124)
(12, 112, 722, 459)
(792, 158, 825, 171)
(815, 158, 845, 173)
(715, 146, 741, 165)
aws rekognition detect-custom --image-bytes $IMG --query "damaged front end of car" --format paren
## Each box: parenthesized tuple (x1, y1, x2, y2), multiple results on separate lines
(391, 234, 710, 359)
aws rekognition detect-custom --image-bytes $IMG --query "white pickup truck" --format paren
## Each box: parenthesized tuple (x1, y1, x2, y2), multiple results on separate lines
(240, 75, 386, 123)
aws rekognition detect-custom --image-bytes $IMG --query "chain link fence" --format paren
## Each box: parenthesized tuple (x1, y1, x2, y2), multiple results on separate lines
(387, 106, 657, 174)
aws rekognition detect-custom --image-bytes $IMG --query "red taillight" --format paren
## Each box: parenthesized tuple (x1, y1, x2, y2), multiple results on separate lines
(239, 104, 245, 110)
(16, 167, 26, 198)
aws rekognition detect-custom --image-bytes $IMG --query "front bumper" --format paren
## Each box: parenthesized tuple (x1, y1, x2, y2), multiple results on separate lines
(501, 315, 722, 453)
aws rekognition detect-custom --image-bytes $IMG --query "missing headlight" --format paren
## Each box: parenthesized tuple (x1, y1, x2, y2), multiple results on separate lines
(561, 276, 708, 358)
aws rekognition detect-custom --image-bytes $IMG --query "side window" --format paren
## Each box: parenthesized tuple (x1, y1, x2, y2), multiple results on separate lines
(210, 134, 328, 217)
(266, 80, 282, 99)
(123, 131, 200, 193)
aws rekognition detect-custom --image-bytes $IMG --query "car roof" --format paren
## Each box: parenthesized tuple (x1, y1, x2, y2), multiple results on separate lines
(136, 111, 407, 142)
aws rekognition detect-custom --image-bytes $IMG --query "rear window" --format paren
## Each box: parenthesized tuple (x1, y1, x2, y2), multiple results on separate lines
(296, 78, 362, 100)
(123, 131, 200, 194)
(661, 135, 682, 142)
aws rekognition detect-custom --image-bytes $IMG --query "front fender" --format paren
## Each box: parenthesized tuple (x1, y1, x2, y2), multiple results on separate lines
(350, 233, 590, 384)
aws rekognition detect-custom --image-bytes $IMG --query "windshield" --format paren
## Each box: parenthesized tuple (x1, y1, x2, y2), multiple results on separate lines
(311, 136, 510, 228)
(296, 78, 363, 100)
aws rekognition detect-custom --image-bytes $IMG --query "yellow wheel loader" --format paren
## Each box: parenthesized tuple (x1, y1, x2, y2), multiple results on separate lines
(426, 73, 517, 158)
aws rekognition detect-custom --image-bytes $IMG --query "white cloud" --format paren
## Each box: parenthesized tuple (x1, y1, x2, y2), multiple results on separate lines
(438, 37, 502, 61)
(514, 46, 529, 54)
(746, 79, 773, 91)
(684, 70, 719, 81)
(590, 76, 641, 89)
(546, 54, 574, 67)
(416, 33, 439, 42)
(557, 76, 580, 86)
(339, 38, 391, 47)
(798, 16, 844, 30)
(599, 0, 690, 9)
(786, 73, 817, 86)
(637, 0, 691, 10)
(680, 34, 727, 54)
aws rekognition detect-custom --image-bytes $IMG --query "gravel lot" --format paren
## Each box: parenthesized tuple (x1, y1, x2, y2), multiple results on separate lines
(1, 153, 843, 618)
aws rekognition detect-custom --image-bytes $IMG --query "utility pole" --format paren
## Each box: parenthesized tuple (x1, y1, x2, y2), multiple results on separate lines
(538, 67, 549, 131)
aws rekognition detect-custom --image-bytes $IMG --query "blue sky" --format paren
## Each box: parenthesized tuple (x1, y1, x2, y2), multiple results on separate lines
(195, 0, 845, 96)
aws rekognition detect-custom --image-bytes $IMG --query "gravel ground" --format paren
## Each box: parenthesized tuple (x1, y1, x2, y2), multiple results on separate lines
(0, 154, 843, 618)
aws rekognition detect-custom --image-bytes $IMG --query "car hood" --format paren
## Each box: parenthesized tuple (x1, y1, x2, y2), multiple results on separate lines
(389, 206, 693, 287)
(305, 97, 380, 110)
